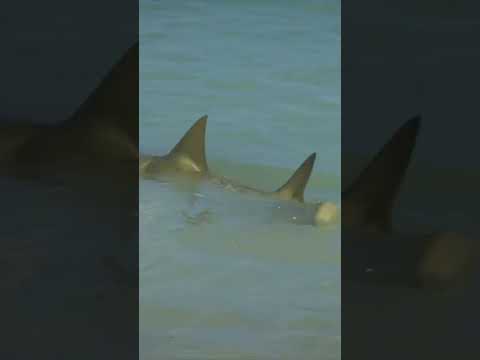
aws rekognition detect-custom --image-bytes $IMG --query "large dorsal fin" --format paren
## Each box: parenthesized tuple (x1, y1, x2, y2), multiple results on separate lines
(342, 116, 421, 233)
(67, 42, 139, 147)
(275, 153, 316, 202)
(168, 115, 209, 173)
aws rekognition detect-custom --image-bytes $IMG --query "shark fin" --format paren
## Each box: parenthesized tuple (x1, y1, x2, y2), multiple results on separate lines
(275, 153, 316, 202)
(168, 115, 209, 173)
(342, 116, 421, 232)
(67, 42, 139, 147)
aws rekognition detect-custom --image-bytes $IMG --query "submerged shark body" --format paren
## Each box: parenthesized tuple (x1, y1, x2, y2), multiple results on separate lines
(140, 116, 338, 226)
(0, 42, 139, 180)
(342, 116, 478, 290)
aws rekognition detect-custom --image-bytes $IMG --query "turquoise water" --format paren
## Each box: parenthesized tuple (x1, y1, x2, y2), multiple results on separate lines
(140, 0, 340, 359)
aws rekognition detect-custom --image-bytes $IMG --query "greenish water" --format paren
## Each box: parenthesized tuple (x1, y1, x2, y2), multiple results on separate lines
(140, 0, 340, 359)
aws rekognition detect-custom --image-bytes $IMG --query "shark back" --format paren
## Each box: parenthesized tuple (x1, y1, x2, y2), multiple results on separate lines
(342, 116, 421, 233)
(167, 115, 209, 174)
(140, 115, 209, 178)
(140, 117, 319, 203)
(275, 152, 316, 202)
(66, 42, 139, 148)
(1, 43, 139, 178)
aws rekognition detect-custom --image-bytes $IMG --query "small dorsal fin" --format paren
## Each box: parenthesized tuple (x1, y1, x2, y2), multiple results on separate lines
(342, 116, 421, 232)
(275, 153, 316, 202)
(67, 42, 139, 147)
(168, 115, 209, 173)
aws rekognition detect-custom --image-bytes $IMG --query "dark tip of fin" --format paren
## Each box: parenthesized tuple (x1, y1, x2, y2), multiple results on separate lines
(169, 115, 209, 173)
(343, 115, 421, 232)
(276, 152, 316, 202)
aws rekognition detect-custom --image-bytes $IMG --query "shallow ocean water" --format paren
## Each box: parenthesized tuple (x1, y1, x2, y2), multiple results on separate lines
(140, 0, 340, 359)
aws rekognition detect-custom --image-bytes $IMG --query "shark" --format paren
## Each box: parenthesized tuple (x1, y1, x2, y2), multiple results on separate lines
(0, 42, 139, 180)
(139, 115, 339, 225)
(342, 116, 478, 290)
(0, 42, 139, 316)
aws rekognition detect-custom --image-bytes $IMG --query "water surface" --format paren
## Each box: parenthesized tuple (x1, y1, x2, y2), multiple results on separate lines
(140, 1, 340, 358)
